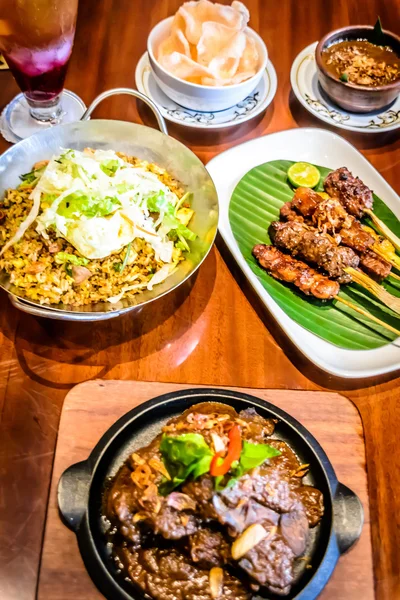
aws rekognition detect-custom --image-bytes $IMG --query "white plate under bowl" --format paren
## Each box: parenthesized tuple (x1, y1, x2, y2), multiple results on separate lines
(135, 52, 277, 130)
(291, 42, 400, 134)
(206, 127, 400, 379)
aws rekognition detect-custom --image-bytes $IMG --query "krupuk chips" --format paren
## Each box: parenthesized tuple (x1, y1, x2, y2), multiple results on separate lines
(157, 1, 259, 86)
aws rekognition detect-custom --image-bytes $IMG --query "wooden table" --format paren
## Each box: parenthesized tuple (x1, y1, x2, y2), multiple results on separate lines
(0, 1, 399, 599)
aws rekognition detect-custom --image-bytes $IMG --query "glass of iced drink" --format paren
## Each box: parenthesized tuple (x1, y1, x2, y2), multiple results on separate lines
(0, 0, 85, 140)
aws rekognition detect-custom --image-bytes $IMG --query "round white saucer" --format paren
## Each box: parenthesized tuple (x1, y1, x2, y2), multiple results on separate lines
(290, 42, 400, 134)
(0, 90, 86, 144)
(135, 52, 277, 130)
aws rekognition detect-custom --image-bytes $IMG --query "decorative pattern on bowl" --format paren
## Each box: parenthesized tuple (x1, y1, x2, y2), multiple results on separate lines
(290, 43, 400, 133)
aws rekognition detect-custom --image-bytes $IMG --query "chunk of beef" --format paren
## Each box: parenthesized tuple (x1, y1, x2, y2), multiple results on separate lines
(182, 475, 218, 520)
(213, 496, 279, 537)
(107, 465, 143, 545)
(239, 531, 295, 595)
(280, 509, 309, 556)
(238, 408, 275, 443)
(189, 528, 230, 568)
(150, 504, 198, 540)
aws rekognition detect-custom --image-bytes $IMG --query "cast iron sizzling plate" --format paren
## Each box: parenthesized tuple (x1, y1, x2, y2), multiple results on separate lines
(58, 388, 364, 600)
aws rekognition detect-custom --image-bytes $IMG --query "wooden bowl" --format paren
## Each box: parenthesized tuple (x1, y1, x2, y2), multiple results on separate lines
(315, 26, 400, 113)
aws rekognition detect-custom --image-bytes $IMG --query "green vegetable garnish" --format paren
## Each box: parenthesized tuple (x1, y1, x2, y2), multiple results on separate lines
(339, 73, 349, 82)
(18, 166, 46, 189)
(113, 242, 131, 273)
(147, 191, 196, 249)
(371, 16, 384, 45)
(147, 191, 174, 215)
(216, 441, 281, 490)
(159, 433, 214, 495)
(41, 193, 58, 205)
(55, 252, 89, 266)
(100, 159, 120, 177)
(57, 192, 121, 218)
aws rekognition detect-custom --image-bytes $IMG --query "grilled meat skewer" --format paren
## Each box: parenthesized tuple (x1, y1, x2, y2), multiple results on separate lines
(324, 167, 373, 218)
(269, 220, 359, 284)
(252, 245, 400, 337)
(252, 245, 340, 299)
(270, 220, 400, 315)
(323, 167, 400, 254)
(280, 187, 391, 281)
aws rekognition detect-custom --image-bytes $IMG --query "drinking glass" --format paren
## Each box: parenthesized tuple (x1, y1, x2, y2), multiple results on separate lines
(0, 0, 85, 140)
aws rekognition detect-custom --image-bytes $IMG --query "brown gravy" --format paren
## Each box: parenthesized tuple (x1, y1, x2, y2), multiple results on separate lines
(322, 40, 400, 86)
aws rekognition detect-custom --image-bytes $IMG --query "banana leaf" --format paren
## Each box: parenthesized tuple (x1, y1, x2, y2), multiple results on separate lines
(229, 159, 400, 350)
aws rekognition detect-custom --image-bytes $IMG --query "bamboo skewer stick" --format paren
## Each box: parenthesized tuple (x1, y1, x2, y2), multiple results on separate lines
(371, 241, 400, 272)
(334, 296, 400, 337)
(344, 267, 400, 315)
(364, 208, 400, 253)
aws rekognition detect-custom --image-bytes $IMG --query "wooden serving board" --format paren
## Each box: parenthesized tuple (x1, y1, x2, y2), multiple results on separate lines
(38, 381, 374, 599)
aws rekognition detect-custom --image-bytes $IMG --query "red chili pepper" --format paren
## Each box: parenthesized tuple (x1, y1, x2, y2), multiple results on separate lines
(210, 425, 242, 477)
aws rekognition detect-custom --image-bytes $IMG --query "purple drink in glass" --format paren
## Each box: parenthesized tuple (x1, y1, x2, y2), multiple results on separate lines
(5, 35, 74, 105)
(0, 0, 79, 125)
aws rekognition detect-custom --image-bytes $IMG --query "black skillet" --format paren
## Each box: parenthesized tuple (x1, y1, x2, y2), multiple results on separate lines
(58, 388, 364, 600)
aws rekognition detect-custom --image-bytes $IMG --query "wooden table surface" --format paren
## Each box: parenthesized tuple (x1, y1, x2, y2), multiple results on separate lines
(0, 1, 399, 599)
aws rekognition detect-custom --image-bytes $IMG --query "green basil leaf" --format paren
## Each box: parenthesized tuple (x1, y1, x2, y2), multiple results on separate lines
(216, 441, 281, 491)
(239, 441, 281, 472)
(159, 433, 213, 495)
(339, 73, 349, 82)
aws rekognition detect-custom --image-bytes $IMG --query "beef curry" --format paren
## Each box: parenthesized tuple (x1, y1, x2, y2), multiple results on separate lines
(104, 403, 324, 599)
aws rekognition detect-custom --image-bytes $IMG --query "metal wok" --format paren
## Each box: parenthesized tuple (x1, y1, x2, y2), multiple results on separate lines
(0, 88, 218, 320)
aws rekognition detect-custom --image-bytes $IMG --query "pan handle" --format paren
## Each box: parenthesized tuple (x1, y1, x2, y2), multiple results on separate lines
(58, 460, 92, 532)
(81, 87, 168, 135)
(9, 295, 125, 321)
(333, 482, 364, 554)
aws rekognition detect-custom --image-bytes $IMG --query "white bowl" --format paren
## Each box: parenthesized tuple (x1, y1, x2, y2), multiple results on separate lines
(147, 16, 268, 112)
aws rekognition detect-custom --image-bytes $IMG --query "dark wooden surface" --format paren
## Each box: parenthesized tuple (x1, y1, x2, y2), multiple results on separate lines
(0, 1, 400, 599)
(38, 381, 373, 599)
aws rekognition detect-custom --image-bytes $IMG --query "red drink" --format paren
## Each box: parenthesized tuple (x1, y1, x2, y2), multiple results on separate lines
(4, 36, 74, 103)
(0, 0, 78, 120)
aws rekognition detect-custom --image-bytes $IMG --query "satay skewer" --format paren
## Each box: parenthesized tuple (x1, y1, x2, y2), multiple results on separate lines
(281, 187, 396, 280)
(252, 245, 400, 338)
(323, 167, 400, 253)
(270, 220, 400, 315)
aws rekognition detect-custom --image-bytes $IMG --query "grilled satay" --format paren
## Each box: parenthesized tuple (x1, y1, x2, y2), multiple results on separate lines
(280, 188, 391, 281)
(269, 220, 359, 284)
(324, 167, 373, 218)
(252, 245, 340, 300)
(252, 244, 400, 337)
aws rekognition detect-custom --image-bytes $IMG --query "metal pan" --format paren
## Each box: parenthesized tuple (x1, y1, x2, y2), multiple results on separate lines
(58, 388, 364, 600)
(0, 88, 218, 320)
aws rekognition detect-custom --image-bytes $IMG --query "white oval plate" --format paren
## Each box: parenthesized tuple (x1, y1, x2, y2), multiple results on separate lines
(135, 52, 277, 130)
(291, 42, 400, 134)
(206, 127, 400, 379)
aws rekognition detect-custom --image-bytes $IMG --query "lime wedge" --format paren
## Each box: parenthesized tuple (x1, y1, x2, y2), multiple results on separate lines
(287, 162, 321, 188)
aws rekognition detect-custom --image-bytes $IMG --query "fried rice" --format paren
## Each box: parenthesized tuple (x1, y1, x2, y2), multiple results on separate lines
(0, 154, 186, 307)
